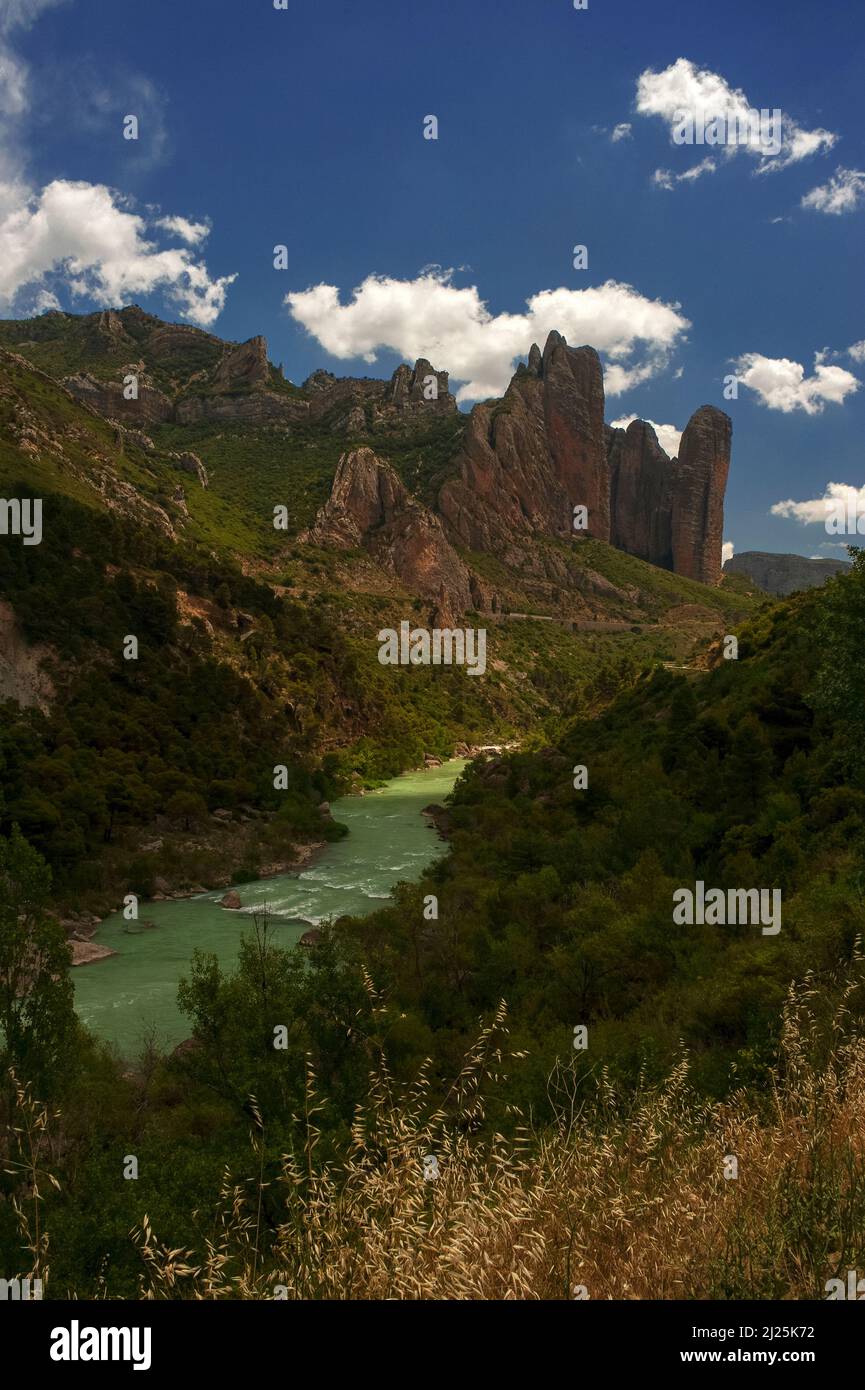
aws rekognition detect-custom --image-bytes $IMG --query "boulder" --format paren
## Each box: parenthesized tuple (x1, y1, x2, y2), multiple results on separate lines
(70, 941, 118, 966)
(219, 890, 242, 910)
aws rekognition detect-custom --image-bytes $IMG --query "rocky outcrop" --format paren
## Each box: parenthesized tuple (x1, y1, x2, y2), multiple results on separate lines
(169, 451, 208, 488)
(300, 358, 457, 436)
(70, 941, 118, 966)
(608, 420, 674, 569)
(63, 372, 173, 426)
(306, 447, 410, 546)
(671, 406, 731, 584)
(724, 550, 851, 595)
(0, 599, 55, 711)
(439, 331, 608, 550)
(389, 358, 454, 414)
(539, 331, 609, 540)
(174, 391, 307, 426)
(212, 336, 271, 391)
(304, 448, 473, 623)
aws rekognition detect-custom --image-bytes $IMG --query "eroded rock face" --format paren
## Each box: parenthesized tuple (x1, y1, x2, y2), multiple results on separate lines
(63, 372, 173, 426)
(609, 420, 674, 569)
(306, 447, 411, 546)
(304, 448, 472, 623)
(439, 331, 608, 550)
(389, 358, 454, 414)
(212, 336, 270, 391)
(540, 332, 609, 541)
(671, 406, 732, 584)
(174, 392, 307, 426)
(300, 358, 457, 436)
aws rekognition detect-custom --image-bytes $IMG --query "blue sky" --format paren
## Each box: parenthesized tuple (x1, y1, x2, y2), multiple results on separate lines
(2, 0, 864, 559)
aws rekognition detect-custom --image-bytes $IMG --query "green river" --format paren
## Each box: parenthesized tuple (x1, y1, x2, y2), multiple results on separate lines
(73, 760, 465, 1055)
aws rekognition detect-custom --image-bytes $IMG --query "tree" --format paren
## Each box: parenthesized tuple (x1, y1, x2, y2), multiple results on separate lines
(0, 827, 76, 1096)
(165, 790, 210, 832)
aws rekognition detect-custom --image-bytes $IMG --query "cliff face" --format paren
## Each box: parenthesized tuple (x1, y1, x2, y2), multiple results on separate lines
(608, 419, 674, 569)
(540, 332, 609, 541)
(724, 551, 851, 596)
(304, 448, 472, 624)
(439, 332, 608, 549)
(671, 405, 731, 585)
(441, 331, 730, 587)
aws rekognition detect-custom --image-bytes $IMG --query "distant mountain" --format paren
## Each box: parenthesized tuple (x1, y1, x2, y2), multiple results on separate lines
(723, 550, 852, 596)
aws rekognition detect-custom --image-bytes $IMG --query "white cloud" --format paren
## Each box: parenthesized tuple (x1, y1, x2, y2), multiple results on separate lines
(0, 2, 235, 326)
(653, 157, 716, 190)
(285, 269, 690, 402)
(771, 482, 865, 525)
(801, 167, 865, 215)
(609, 414, 682, 457)
(0, 179, 236, 327)
(155, 214, 210, 245)
(722, 541, 735, 564)
(732, 351, 859, 414)
(848, 340, 865, 363)
(611, 123, 632, 142)
(635, 58, 836, 178)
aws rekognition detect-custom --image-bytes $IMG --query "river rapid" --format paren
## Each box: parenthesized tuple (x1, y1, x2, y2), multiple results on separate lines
(73, 760, 465, 1054)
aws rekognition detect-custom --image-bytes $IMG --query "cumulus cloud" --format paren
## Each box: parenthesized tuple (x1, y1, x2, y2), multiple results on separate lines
(285, 269, 690, 402)
(652, 157, 716, 190)
(771, 482, 865, 525)
(722, 541, 735, 564)
(635, 57, 836, 178)
(609, 414, 683, 458)
(0, 179, 236, 326)
(801, 167, 865, 215)
(732, 351, 859, 414)
(0, 1, 235, 326)
(610, 122, 632, 142)
(848, 340, 865, 363)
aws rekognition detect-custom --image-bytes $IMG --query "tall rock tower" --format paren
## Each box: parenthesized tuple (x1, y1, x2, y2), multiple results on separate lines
(671, 406, 732, 584)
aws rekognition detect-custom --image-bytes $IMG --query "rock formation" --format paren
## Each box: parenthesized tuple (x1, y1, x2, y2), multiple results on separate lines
(608, 420, 674, 569)
(212, 335, 270, 391)
(9, 307, 733, 598)
(671, 405, 731, 584)
(439, 332, 608, 549)
(304, 448, 472, 623)
(63, 371, 173, 426)
(304, 334, 733, 617)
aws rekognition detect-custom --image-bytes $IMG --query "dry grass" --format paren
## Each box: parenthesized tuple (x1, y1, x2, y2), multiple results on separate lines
(123, 959, 865, 1301)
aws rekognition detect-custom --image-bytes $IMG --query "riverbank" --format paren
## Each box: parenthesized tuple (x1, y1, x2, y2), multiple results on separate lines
(55, 738, 513, 946)
(72, 760, 467, 1052)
